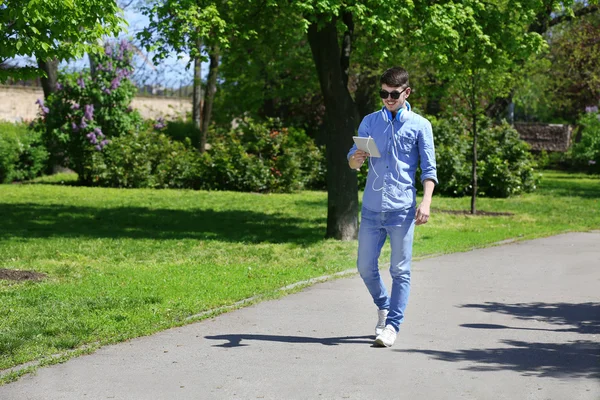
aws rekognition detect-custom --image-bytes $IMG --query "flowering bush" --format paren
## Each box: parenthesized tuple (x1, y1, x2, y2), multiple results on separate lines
(31, 40, 143, 184)
(80, 117, 322, 192)
(201, 118, 325, 192)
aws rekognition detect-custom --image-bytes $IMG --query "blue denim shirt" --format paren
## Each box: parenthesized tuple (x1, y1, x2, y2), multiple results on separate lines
(347, 105, 438, 212)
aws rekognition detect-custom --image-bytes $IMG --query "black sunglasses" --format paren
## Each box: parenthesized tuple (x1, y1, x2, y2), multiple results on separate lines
(379, 87, 409, 100)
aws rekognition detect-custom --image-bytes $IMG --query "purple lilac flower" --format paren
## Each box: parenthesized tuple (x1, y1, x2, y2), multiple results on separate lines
(36, 99, 49, 115)
(72, 122, 79, 132)
(84, 104, 94, 120)
(154, 117, 166, 130)
(585, 106, 599, 113)
(118, 40, 131, 60)
(71, 103, 80, 110)
(104, 88, 112, 94)
(590, 160, 597, 165)
(110, 77, 121, 90)
(86, 132, 98, 145)
(56, 82, 63, 90)
(104, 43, 113, 57)
(94, 127, 104, 138)
(80, 118, 88, 129)
(95, 145, 102, 151)
(101, 139, 109, 147)
(77, 77, 85, 89)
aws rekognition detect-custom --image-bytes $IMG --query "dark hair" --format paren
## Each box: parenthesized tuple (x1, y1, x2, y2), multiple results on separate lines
(380, 67, 409, 88)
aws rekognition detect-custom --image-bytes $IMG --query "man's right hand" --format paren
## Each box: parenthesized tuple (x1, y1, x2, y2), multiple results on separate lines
(349, 150, 369, 170)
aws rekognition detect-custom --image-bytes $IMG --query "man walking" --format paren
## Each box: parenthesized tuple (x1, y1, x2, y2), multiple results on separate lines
(347, 66, 437, 347)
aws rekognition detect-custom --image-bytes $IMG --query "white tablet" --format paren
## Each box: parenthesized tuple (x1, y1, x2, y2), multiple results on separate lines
(352, 136, 381, 158)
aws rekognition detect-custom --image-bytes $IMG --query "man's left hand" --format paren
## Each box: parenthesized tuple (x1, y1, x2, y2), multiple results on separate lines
(415, 202, 431, 225)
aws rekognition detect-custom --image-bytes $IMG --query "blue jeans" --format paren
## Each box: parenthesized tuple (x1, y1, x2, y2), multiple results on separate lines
(357, 207, 416, 332)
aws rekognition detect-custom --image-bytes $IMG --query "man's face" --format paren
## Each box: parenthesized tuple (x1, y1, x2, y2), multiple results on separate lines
(380, 83, 411, 114)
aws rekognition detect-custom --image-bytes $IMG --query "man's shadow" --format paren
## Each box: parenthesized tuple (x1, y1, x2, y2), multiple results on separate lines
(205, 334, 374, 348)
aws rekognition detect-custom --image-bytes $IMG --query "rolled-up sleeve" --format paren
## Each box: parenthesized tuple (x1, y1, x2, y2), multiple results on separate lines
(418, 120, 438, 185)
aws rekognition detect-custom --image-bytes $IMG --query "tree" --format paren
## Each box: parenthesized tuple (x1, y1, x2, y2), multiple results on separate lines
(138, 0, 229, 152)
(407, 0, 550, 213)
(289, 1, 413, 240)
(0, 0, 124, 82)
(545, 10, 600, 118)
(486, 1, 599, 120)
(213, 6, 323, 137)
(139, 0, 580, 235)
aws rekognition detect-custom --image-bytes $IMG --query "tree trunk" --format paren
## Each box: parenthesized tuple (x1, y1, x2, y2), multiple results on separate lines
(485, 95, 512, 119)
(89, 53, 98, 80)
(37, 58, 59, 99)
(307, 17, 359, 240)
(192, 38, 203, 150)
(355, 71, 378, 120)
(471, 111, 478, 215)
(200, 45, 219, 153)
(341, 12, 353, 87)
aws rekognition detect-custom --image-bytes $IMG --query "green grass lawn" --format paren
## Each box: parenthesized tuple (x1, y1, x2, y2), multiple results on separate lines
(1, 170, 599, 382)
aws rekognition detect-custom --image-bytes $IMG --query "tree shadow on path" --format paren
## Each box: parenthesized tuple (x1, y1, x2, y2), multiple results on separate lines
(400, 339, 599, 379)
(460, 302, 600, 335)
(399, 302, 600, 379)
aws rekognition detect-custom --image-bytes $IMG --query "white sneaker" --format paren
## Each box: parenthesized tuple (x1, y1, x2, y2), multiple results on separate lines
(375, 309, 389, 336)
(375, 324, 397, 347)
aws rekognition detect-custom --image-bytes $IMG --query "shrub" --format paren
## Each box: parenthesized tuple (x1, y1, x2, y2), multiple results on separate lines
(429, 116, 472, 196)
(568, 109, 600, 173)
(0, 122, 48, 183)
(33, 115, 323, 192)
(476, 122, 539, 197)
(87, 130, 202, 189)
(430, 117, 539, 198)
(163, 119, 200, 149)
(203, 118, 325, 192)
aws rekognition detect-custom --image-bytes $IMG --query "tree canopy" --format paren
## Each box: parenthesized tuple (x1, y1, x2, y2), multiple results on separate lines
(0, 0, 125, 81)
